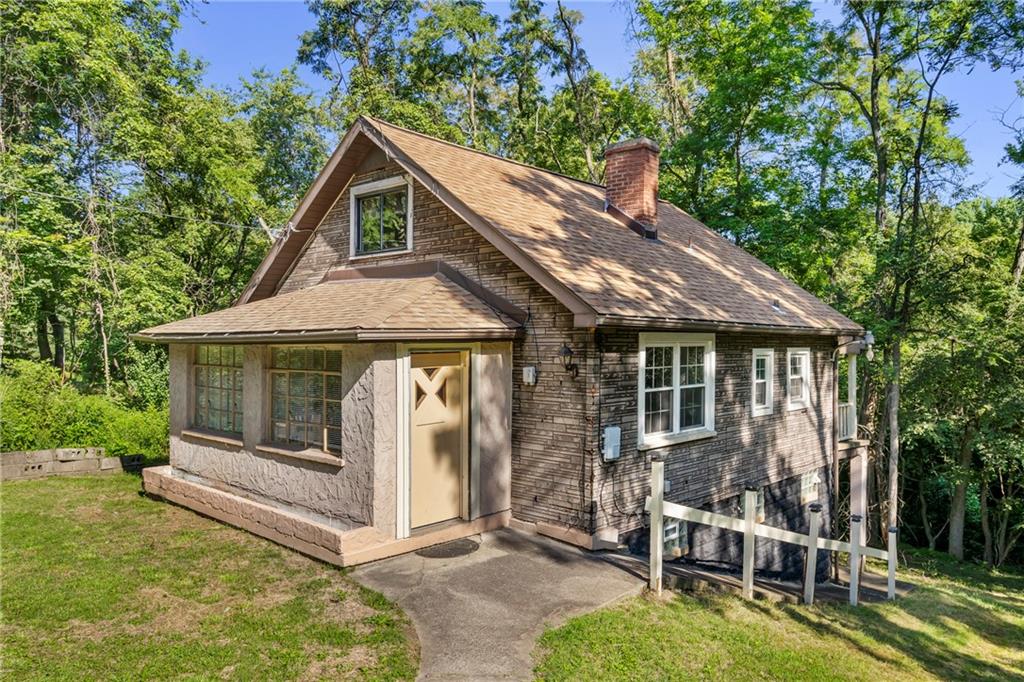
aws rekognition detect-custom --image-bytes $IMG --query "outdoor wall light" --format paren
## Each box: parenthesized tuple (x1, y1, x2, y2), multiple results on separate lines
(558, 344, 579, 378)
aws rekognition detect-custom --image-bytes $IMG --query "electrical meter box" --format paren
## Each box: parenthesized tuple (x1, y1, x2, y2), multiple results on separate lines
(602, 425, 621, 461)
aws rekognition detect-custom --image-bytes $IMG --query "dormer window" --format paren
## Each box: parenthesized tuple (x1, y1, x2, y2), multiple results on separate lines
(350, 176, 414, 257)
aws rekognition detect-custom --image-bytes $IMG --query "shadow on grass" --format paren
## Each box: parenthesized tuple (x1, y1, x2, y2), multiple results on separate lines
(771, 556, 1024, 681)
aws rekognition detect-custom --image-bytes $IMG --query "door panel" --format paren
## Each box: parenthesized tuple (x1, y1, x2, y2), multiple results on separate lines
(410, 352, 466, 528)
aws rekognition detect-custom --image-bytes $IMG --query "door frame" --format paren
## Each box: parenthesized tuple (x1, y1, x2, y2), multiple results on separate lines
(395, 342, 481, 539)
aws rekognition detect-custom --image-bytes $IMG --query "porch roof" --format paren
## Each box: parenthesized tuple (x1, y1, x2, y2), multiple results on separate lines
(134, 267, 522, 343)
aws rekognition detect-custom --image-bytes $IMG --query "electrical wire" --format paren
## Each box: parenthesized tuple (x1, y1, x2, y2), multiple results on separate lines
(0, 184, 266, 232)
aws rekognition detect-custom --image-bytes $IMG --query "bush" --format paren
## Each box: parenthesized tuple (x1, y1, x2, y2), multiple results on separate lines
(0, 360, 168, 463)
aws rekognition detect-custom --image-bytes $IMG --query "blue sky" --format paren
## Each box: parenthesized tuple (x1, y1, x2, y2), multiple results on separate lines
(175, 1, 1023, 197)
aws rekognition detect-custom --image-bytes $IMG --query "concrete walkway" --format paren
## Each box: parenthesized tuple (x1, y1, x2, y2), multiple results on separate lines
(353, 527, 642, 680)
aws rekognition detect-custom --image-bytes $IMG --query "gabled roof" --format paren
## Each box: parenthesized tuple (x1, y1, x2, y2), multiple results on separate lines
(136, 264, 522, 343)
(240, 116, 861, 335)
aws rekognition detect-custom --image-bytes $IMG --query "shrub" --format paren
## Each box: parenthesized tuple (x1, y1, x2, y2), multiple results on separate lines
(0, 360, 168, 463)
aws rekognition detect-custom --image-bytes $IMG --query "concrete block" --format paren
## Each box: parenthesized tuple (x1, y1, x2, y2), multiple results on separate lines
(53, 459, 101, 474)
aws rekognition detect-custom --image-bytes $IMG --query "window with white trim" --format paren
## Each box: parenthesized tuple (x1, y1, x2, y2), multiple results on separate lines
(801, 470, 821, 504)
(751, 348, 774, 417)
(638, 333, 716, 447)
(787, 347, 811, 410)
(193, 345, 244, 434)
(269, 347, 343, 454)
(349, 177, 413, 256)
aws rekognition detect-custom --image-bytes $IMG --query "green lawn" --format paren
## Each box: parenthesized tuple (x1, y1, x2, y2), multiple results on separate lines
(1, 474, 418, 681)
(535, 552, 1024, 681)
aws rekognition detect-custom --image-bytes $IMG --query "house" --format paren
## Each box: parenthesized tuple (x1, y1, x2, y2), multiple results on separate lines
(137, 116, 868, 574)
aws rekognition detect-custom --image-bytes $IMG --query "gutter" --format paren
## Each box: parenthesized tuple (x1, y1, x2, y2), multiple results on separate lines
(132, 328, 522, 345)
(576, 313, 863, 337)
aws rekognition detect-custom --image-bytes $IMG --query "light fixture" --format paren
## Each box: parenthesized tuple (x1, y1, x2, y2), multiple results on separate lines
(864, 330, 876, 361)
(558, 344, 578, 378)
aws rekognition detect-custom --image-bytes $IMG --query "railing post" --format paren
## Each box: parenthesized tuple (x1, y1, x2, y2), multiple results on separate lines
(742, 485, 758, 600)
(849, 514, 862, 606)
(803, 502, 822, 605)
(887, 525, 898, 600)
(649, 458, 665, 595)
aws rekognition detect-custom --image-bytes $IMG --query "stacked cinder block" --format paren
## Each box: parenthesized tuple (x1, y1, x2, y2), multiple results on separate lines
(0, 448, 143, 481)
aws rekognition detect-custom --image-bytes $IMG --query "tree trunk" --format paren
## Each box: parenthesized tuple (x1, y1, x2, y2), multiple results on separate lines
(979, 477, 993, 567)
(1011, 213, 1024, 288)
(48, 312, 65, 372)
(95, 299, 111, 395)
(886, 342, 901, 531)
(947, 425, 975, 561)
(919, 484, 937, 551)
(36, 312, 52, 362)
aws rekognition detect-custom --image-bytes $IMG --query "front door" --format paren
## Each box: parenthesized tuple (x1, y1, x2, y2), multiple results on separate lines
(410, 351, 466, 529)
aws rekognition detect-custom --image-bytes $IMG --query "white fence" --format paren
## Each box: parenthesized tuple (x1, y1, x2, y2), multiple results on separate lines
(646, 459, 897, 606)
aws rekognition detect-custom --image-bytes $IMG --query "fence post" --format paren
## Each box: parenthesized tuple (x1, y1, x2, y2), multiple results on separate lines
(887, 525, 898, 600)
(649, 458, 665, 595)
(803, 502, 822, 605)
(849, 514, 862, 606)
(742, 485, 758, 600)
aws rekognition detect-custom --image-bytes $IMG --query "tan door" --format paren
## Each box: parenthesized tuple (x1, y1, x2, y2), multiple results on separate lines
(410, 351, 467, 528)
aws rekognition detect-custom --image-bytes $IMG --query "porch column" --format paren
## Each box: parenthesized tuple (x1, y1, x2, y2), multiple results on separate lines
(847, 354, 857, 439)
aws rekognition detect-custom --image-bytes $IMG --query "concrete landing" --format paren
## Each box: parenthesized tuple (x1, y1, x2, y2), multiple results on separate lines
(353, 527, 642, 680)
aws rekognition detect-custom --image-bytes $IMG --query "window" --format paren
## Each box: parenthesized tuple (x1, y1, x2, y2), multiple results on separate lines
(269, 348, 343, 454)
(801, 471, 821, 505)
(751, 348, 774, 417)
(350, 177, 412, 256)
(787, 348, 811, 410)
(194, 345, 244, 434)
(638, 333, 716, 448)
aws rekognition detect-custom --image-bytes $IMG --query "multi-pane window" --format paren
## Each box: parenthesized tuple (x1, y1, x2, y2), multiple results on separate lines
(355, 183, 409, 254)
(194, 345, 244, 434)
(639, 333, 716, 445)
(787, 348, 811, 410)
(751, 348, 774, 417)
(269, 348, 343, 454)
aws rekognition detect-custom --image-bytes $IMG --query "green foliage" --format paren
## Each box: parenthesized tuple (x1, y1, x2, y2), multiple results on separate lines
(0, 360, 168, 462)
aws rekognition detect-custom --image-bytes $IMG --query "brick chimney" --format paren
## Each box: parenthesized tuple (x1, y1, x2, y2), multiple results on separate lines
(603, 138, 660, 234)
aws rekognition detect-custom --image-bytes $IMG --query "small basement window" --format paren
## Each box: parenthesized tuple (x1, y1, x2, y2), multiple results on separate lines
(193, 345, 244, 434)
(269, 347, 343, 455)
(350, 177, 413, 256)
(801, 471, 821, 504)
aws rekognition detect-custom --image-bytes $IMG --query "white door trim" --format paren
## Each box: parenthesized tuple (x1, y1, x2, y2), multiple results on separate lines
(395, 342, 480, 540)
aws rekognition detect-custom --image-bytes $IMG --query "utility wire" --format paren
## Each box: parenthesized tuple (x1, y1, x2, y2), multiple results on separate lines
(0, 184, 267, 232)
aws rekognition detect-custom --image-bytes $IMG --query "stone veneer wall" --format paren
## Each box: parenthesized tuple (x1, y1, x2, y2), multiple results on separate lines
(278, 158, 594, 530)
(592, 331, 836, 540)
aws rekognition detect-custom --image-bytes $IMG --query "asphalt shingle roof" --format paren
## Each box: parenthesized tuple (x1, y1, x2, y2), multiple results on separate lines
(137, 273, 519, 341)
(366, 118, 860, 333)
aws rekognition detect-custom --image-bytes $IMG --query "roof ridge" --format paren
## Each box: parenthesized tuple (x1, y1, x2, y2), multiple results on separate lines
(361, 115, 608, 192)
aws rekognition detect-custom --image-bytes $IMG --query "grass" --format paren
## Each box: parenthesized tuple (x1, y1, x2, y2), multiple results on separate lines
(0, 474, 418, 681)
(535, 552, 1024, 681)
